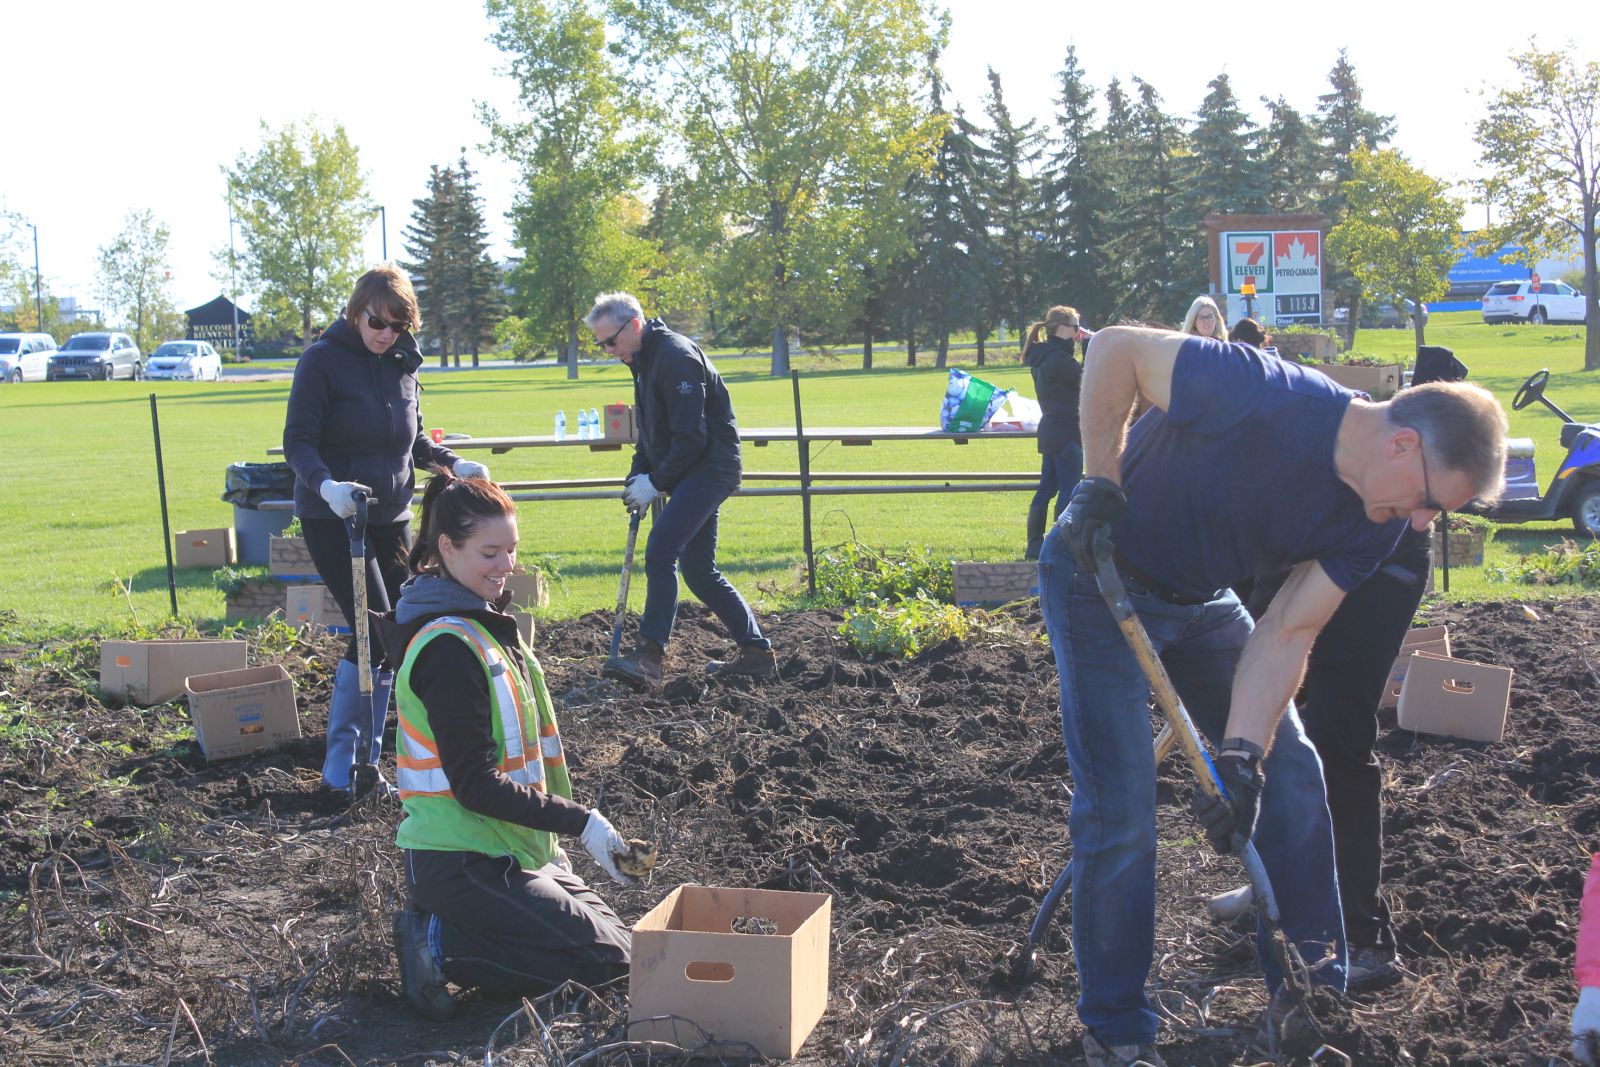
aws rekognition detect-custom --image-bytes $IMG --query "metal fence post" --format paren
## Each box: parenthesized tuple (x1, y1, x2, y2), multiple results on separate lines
(791, 370, 815, 596)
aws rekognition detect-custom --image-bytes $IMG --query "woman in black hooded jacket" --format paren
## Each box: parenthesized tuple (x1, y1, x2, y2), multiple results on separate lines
(1021, 305, 1088, 561)
(282, 265, 489, 795)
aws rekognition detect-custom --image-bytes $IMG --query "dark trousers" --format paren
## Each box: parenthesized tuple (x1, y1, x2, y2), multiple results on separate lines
(300, 516, 413, 664)
(1245, 534, 1431, 950)
(640, 471, 768, 651)
(1029, 442, 1084, 521)
(405, 849, 631, 995)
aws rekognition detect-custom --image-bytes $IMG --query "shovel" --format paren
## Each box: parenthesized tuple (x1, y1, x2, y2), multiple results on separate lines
(346, 489, 380, 799)
(607, 508, 644, 660)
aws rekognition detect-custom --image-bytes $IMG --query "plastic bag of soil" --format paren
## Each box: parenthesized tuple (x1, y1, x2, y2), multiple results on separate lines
(222, 461, 296, 508)
(939, 369, 1011, 433)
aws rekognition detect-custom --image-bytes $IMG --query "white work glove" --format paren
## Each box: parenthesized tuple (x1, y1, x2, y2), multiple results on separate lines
(453, 459, 490, 481)
(551, 845, 573, 872)
(622, 474, 661, 514)
(1575, 986, 1600, 1065)
(318, 479, 372, 519)
(580, 810, 634, 885)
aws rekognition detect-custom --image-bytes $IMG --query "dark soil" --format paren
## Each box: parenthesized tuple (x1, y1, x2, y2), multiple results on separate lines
(1, 597, 1596, 1065)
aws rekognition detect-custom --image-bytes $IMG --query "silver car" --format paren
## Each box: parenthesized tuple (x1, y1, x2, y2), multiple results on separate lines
(145, 340, 223, 381)
(0, 332, 58, 382)
(47, 331, 142, 380)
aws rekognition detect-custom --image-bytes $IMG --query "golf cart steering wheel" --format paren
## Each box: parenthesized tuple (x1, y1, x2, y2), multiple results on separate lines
(1513, 370, 1550, 412)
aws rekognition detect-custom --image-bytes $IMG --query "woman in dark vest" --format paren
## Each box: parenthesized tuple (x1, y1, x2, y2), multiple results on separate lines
(1022, 305, 1088, 561)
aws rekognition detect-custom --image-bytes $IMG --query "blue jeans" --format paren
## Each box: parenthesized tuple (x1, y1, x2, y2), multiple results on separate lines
(1037, 526, 1345, 1046)
(1030, 442, 1084, 520)
(639, 471, 769, 651)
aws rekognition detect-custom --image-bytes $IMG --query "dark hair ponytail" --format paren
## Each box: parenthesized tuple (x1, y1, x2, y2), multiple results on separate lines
(407, 468, 517, 575)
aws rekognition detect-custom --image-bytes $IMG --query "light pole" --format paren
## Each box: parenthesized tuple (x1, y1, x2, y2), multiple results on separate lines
(228, 191, 241, 354)
(27, 223, 41, 329)
(377, 205, 388, 261)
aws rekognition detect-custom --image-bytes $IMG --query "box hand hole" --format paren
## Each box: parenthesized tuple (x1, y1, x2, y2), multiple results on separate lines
(685, 961, 735, 982)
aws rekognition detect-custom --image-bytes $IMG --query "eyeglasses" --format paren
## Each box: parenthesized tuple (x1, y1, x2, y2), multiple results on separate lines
(1196, 312, 1217, 322)
(366, 312, 410, 334)
(1416, 433, 1445, 514)
(597, 317, 633, 350)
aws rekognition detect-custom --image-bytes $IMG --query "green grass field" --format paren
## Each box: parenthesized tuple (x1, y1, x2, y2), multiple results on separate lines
(2, 310, 1595, 634)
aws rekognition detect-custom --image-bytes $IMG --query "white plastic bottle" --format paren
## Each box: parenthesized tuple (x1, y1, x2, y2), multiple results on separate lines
(555, 409, 567, 441)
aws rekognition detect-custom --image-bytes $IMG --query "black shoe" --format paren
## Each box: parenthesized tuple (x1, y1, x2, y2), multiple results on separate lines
(393, 911, 455, 1020)
(1347, 944, 1403, 991)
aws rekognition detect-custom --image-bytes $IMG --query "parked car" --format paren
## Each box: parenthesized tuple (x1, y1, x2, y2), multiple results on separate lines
(1361, 298, 1428, 329)
(47, 332, 141, 380)
(1482, 279, 1589, 325)
(0, 332, 58, 383)
(145, 340, 222, 381)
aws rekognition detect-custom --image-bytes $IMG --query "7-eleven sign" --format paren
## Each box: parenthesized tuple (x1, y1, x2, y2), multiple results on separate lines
(1225, 232, 1273, 295)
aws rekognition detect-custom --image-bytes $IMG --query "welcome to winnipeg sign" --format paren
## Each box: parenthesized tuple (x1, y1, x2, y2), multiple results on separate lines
(1221, 229, 1324, 325)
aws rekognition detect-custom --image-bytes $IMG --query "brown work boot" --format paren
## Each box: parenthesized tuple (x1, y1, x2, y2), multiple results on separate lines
(706, 643, 777, 681)
(1083, 1032, 1167, 1067)
(603, 639, 664, 687)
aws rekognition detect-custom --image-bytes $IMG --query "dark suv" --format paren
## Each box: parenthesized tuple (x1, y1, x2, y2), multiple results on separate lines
(47, 332, 142, 380)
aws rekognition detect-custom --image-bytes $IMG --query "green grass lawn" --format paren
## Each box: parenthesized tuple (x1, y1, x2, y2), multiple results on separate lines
(2, 310, 1594, 634)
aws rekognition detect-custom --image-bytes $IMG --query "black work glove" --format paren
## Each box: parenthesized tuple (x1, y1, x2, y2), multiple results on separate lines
(1191, 750, 1265, 855)
(1061, 477, 1127, 572)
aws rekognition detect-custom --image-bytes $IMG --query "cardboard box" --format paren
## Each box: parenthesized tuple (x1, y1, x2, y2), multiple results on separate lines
(1310, 363, 1401, 401)
(1397, 650, 1514, 743)
(100, 639, 249, 706)
(268, 535, 319, 580)
(952, 562, 1038, 606)
(604, 402, 637, 442)
(1378, 625, 1451, 710)
(629, 886, 831, 1060)
(285, 584, 349, 632)
(184, 664, 301, 761)
(504, 567, 550, 610)
(175, 527, 237, 568)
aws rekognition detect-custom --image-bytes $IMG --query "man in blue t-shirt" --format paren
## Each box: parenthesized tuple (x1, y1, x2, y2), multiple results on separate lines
(1038, 326, 1506, 1067)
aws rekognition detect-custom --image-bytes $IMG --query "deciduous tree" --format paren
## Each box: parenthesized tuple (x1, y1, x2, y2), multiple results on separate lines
(1476, 42, 1600, 370)
(96, 209, 180, 354)
(223, 120, 372, 342)
(1327, 148, 1461, 350)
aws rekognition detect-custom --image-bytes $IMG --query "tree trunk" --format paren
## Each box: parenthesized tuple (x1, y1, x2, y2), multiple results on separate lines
(771, 323, 790, 376)
(906, 337, 917, 367)
(935, 332, 949, 369)
(862, 333, 873, 371)
(976, 334, 986, 366)
(567, 320, 580, 380)
(1412, 306, 1426, 352)
(1584, 211, 1598, 372)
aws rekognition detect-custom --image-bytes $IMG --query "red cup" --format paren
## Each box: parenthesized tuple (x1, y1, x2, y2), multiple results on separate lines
(430, 428, 444, 444)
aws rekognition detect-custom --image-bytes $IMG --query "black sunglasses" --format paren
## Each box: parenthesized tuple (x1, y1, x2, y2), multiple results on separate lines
(366, 312, 410, 334)
(1416, 433, 1445, 514)
(598, 317, 633, 350)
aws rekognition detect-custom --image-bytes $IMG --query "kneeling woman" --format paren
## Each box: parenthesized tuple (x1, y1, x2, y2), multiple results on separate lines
(381, 472, 637, 1019)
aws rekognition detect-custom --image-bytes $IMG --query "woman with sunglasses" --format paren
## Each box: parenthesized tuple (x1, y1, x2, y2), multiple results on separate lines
(283, 265, 490, 797)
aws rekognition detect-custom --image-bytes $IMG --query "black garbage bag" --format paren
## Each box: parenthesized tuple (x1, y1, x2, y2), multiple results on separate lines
(222, 461, 296, 508)
(1413, 345, 1468, 385)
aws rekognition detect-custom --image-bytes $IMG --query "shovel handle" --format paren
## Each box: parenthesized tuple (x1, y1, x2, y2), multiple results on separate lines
(345, 491, 372, 696)
(1089, 533, 1282, 925)
(609, 510, 643, 659)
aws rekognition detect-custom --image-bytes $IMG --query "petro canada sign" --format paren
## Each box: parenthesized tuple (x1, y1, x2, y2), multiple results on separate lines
(1223, 230, 1323, 324)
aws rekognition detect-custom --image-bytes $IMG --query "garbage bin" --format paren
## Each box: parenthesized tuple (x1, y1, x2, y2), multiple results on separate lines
(222, 462, 297, 565)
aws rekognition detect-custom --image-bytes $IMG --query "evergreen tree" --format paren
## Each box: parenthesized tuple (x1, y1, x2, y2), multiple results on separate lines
(1315, 49, 1395, 311)
(970, 68, 1046, 352)
(1106, 79, 1193, 324)
(1040, 45, 1115, 328)
(1187, 73, 1269, 213)
(448, 155, 506, 368)
(403, 164, 461, 366)
(1259, 96, 1322, 213)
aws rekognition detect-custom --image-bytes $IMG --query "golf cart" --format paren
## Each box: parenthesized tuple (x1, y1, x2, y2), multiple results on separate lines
(1474, 369, 1600, 537)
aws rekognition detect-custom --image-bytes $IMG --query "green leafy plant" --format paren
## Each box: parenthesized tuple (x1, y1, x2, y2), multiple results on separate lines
(840, 593, 970, 659)
(1486, 539, 1600, 587)
(1440, 512, 1492, 534)
(282, 516, 303, 538)
(812, 541, 953, 609)
(211, 565, 270, 597)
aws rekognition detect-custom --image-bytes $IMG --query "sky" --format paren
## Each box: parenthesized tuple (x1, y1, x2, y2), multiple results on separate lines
(3, 0, 1579, 319)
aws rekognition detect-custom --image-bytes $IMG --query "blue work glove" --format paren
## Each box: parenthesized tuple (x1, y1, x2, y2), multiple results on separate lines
(453, 459, 490, 481)
(1061, 477, 1126, 572)
(1191, 750, 1265, 855)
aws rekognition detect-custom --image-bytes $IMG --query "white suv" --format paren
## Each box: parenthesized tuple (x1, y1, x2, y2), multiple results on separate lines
(1482, 279, 1588, 325)
(0, 332, 58, 383)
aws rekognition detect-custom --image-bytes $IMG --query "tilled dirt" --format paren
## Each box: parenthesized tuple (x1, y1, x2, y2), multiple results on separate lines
(0, 598, 1596, 1065)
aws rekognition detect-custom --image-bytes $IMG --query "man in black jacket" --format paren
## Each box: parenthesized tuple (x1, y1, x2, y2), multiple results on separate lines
(585, 292, 774, 685)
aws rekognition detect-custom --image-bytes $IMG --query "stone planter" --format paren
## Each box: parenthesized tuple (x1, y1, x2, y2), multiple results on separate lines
(1433, 525, 1488, 567)
(225, 578, 289, 622)
(1273, 333, 1339, 361)
(268, 536, 319, 580)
